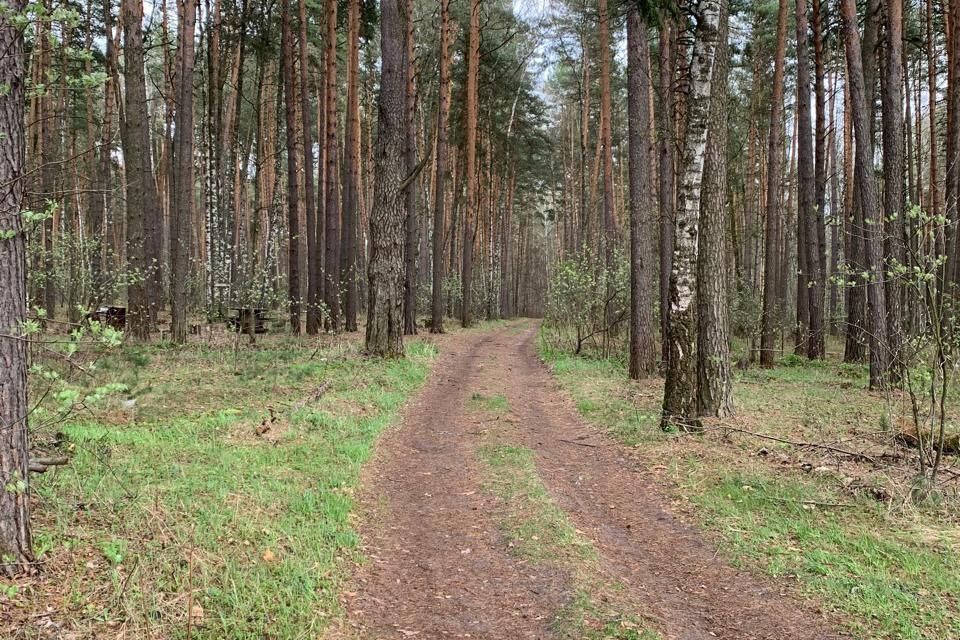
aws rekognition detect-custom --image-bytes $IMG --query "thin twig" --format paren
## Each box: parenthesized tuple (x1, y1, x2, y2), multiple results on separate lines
(706, 420, 879, 464)
(558, 437, 601, 448)
(768, 496, 855, 508)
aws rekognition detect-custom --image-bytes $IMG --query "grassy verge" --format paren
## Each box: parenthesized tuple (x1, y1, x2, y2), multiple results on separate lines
(538, 336, 960, 640)
(469, 393, 660, 640)
(8, 333, 437, 639)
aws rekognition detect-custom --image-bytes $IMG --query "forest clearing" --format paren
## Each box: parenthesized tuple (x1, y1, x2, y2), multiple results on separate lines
(2, 0, 960, 638)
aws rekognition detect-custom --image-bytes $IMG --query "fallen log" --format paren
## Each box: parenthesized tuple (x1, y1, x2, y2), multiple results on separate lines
(29, 456, 69, 473)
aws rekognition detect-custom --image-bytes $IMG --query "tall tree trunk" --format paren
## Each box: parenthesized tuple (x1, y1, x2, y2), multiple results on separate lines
(759, 0, 789, 367)
(657, 20, 676, 366)
(742, 43, 762, 304)
(500, 162, 515, 317)
(828, 72, 842, 335)
(882, 0, 906, 377)
(317, 68, 327, 305)
(796, 0, 825, 358)
(946, 0, 960, 286)
(599, 0, 616, 259)
(222, 0, 249, 307)
(38, 2, 56, 320)
(300, 0, 320, 334)
(431, 0, 452, 333)
(0, 0, 32, 577)
(324, 0, 341, 330)
(461, 0, 479, 328)
(926, 0, 939, 225)
(841, 0, 890, 389)
(122, 0, 162, 341)
(697, 0, 733, 416)
(402, 0, 418, 335)
(627, 7, 657, 378)
(365, 0, 406, 357)
(579, 32, 591, 251)
(812, 0, 828, 322)
(205, 0, 224, 316)
(87, 0, 111, 306)
(281, 0, 301, 333)
(342, 0, 360, 331)
(170, 0, 197, 343)
(159, 0, 174, 296)
(662, 0, 722, 430)
(842, 76, 866, 362)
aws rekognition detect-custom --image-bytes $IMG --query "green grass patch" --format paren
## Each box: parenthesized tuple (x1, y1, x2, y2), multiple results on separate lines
(468, 392, 511, 413)
(556, 591, 661, 640)
(694, 473, 960, 640)
(477, 436, 660, 639)
(538, 341, 662, 446)
(23, 335, 438, 639)
(478, 443, 595, 564)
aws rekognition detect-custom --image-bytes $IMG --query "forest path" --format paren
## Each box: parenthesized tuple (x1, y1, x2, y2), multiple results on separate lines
(335, 320, 846, 640)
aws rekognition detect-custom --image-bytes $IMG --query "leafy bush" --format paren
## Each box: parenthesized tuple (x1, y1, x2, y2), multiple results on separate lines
(731, 286, 762, 340)
(542, 248, 628, 358)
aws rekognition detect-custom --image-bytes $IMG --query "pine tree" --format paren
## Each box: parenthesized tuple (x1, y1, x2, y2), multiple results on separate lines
(366, 0, 407, 356)
(0, 0, 32, 577)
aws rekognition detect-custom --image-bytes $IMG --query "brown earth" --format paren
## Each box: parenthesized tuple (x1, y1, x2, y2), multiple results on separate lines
(336, 321, 848, 640)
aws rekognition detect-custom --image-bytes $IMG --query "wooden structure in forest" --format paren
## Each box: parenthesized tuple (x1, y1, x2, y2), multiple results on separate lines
(87, 306, 127, 330)
(227, 308, 270, 334)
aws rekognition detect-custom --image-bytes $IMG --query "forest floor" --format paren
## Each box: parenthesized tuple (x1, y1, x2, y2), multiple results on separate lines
(5, 319, 959, 639)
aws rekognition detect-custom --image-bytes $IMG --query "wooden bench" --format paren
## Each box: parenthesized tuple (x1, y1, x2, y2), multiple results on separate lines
(86, 306, 126, 330)
(226, 308, 269, 334)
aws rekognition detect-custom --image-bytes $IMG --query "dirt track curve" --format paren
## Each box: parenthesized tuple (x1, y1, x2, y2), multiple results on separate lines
(336, 321, 846, 640)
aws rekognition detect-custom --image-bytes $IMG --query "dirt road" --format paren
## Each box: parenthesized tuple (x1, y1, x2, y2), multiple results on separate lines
(338, 322, 845, 640)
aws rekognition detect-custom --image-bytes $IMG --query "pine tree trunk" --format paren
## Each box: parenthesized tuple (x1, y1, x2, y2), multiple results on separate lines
(461, 0, 479, 328)
(365, 0, 406, 357)
(697, 0, 733, 417)
(170, 0, 196, 343)
(759, 0, 789, 367)
(281, 0, 301, 334)
(926, 0, 939, 225)
(598, 0, 616, 261)
(323, 0, 341, 330)
(841, 0, 890, 389)
(87, 0, 111, 306)
(500, 163, 515, 317)
(0, 0, 33, 577)
(299, 0, 320, 335)
(742, 45, 761, 302)
(122, 0, 163, 341)
(579, 34, 591, 252)
(946, 0, 960, 286)
(881, 0, 906, 377)
(796, 0, 824, 359)
(342, 0, 361, 332)
(38, 3, 57, 321)
(402, 0, 418, 335)
(812, 0, 828, 332)
(841, 76, 865, 362)
(657, 20, 676, 367)
(430, 0, 452, 333)
(626, 8, 657, 379)
(222, 0, 248, 305)
(828, 73, 842, 335)
(662, 0, 722, 430)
